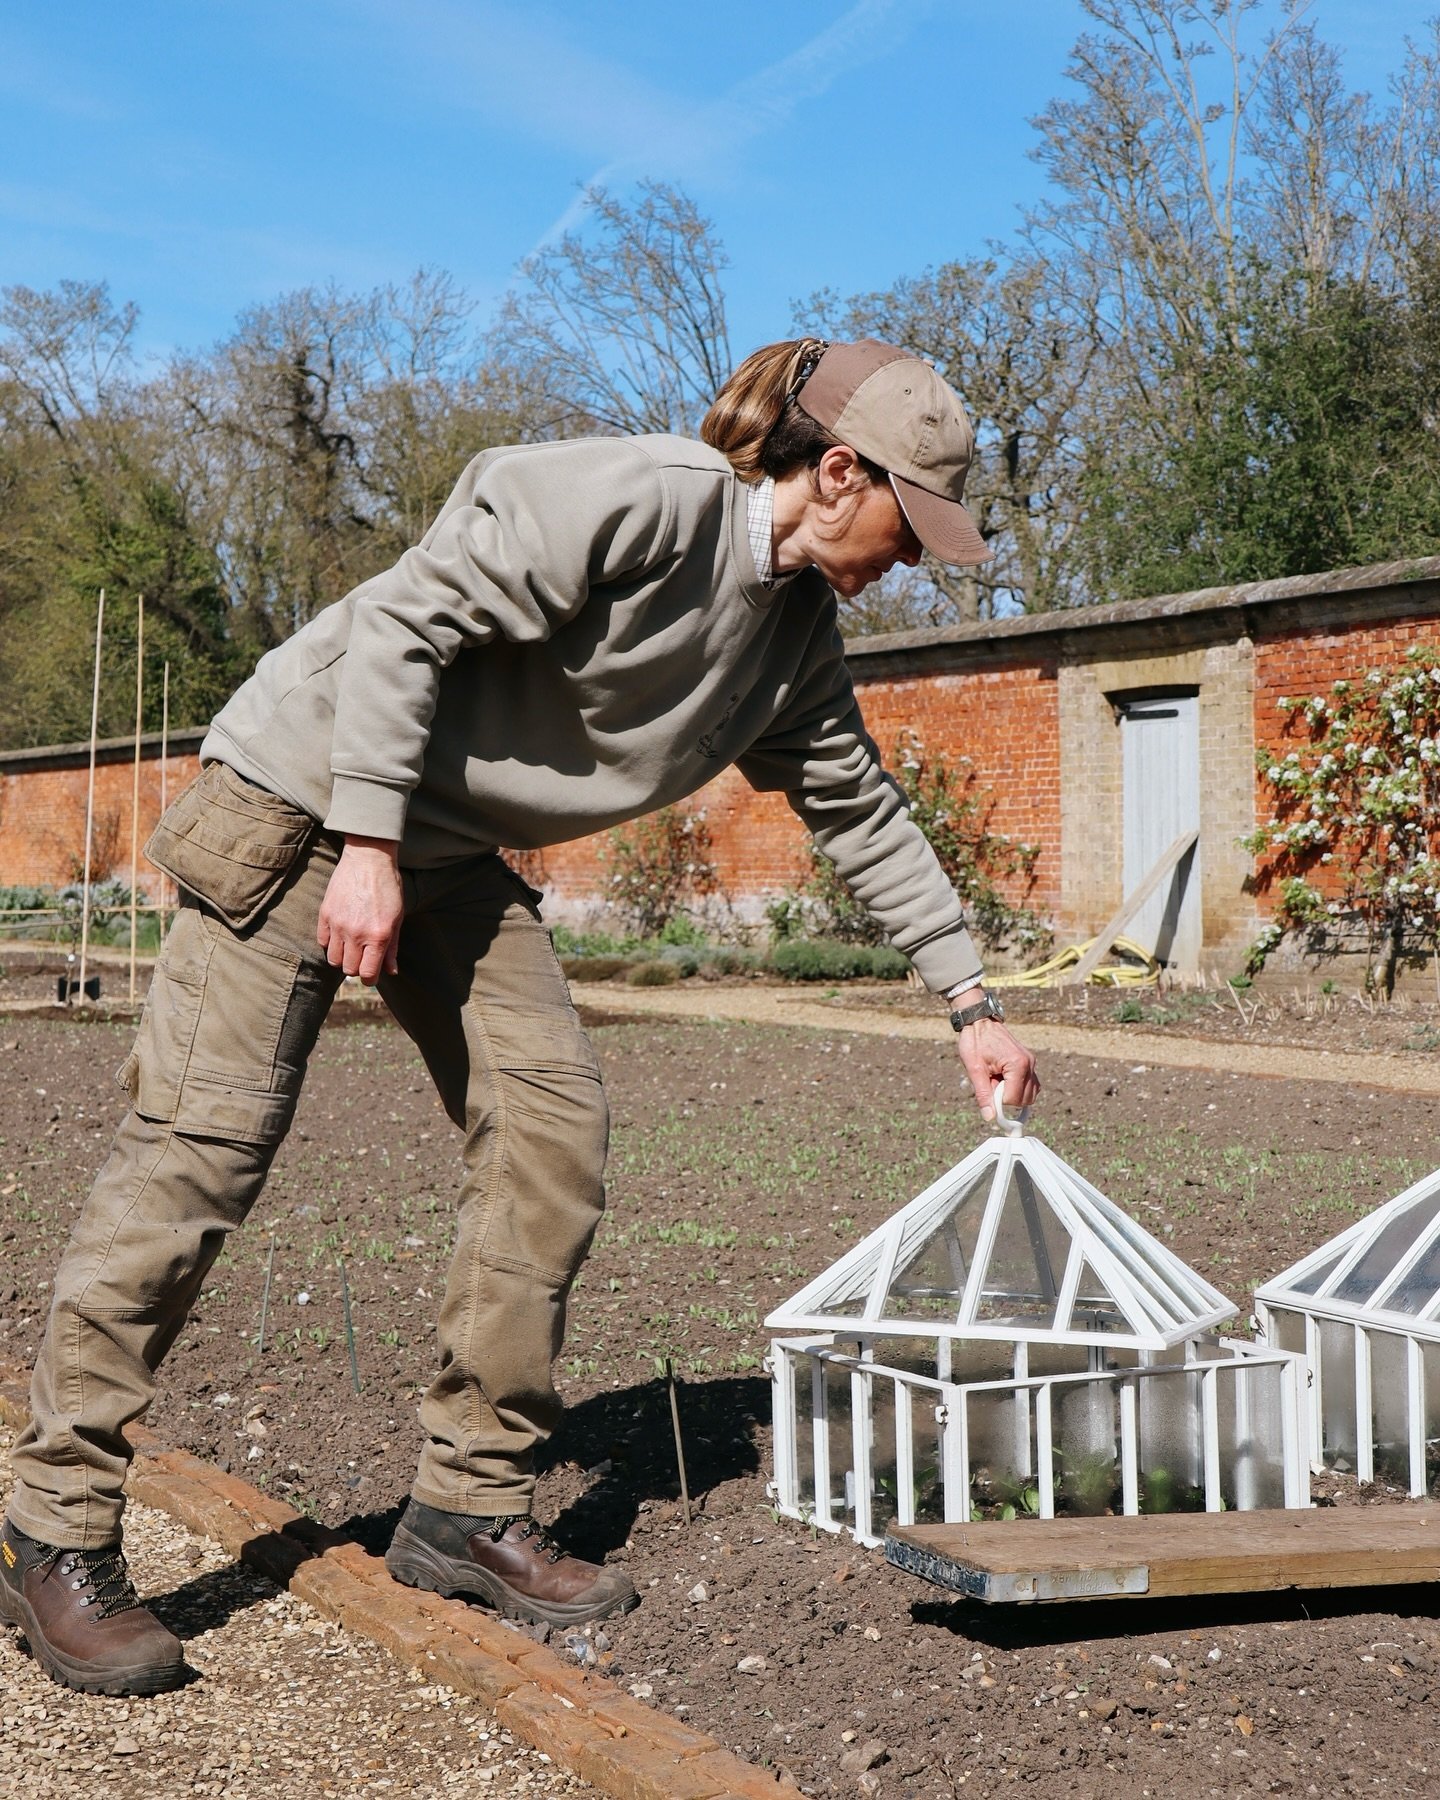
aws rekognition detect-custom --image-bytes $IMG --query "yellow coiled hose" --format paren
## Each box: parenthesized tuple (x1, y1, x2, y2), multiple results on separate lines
(986, 935, 1160, 989)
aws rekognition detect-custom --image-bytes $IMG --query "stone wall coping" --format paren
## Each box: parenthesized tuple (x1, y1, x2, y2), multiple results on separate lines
(844, 554, 1440, 665)
(0, 727, 207, 775)
(5, 554, 1439, 773)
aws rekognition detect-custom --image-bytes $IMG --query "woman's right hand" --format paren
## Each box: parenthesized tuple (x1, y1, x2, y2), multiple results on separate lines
(317, 836, 404, 983)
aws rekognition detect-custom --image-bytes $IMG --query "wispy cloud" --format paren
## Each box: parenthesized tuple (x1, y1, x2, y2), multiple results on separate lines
(532, 0, 937, 247)
(0, 40, 126, 124)
(346, 0, 699, 164)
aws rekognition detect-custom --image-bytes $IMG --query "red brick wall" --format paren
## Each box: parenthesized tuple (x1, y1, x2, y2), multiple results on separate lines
(534, 658, 1063, 914)
(0, 656, 1064, 917)
(0, 754, 202, 894)
(7, 609, 1436, 928)
(1253, 613, 1440, 905)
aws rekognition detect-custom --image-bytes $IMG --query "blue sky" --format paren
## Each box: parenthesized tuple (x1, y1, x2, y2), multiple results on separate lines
(0, 1, 1425, 372)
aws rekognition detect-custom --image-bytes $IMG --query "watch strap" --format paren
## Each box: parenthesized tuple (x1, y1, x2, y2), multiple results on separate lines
(949, 991, 1004, 1031)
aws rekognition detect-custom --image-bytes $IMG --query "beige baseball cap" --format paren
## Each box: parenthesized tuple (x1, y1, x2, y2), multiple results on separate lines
(794, 339, 990, 565)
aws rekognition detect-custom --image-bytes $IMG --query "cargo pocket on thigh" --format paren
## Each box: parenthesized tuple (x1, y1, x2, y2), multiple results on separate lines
(481, 997, 609, 1284)
(119, 904, 304, 1145)
(146, 762, 315, 929)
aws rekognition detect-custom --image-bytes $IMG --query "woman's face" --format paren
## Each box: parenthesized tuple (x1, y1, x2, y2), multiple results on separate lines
(803, 459, 924, 598)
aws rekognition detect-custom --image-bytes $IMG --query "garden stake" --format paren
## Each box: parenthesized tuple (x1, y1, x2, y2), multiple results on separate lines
(77, 588, 105, 1007)
(128, 593, 144, 1002)
(257, 1233, 277, 1352)
(665, 1358, 691, 1525)
(339, 1257, 361, 1393)
(159, 660, 171, 940)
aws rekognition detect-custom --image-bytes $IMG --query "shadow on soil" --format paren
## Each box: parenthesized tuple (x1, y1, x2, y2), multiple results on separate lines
(340, 1374, 770, 1563)
(915, 1581, 1440, 1649)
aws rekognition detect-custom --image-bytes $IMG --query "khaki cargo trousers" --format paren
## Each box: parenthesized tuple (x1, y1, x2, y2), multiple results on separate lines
(8, 764, 609, 1549)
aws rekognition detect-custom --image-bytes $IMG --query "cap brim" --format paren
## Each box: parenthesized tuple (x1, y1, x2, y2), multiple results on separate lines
(891, 473, 990, 566)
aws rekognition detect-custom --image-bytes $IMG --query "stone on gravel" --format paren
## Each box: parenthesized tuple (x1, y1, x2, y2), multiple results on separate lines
(839, 1738, 888, 1773)
(736, 1655, 767, 1674)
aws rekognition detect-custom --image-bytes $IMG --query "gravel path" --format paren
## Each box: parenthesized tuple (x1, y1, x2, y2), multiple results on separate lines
(571, 981, 1440, 1094)
(0, 1430, 591, 1800)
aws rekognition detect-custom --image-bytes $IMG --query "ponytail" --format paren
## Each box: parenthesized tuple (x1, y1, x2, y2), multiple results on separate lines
(701, 337, 885, 487)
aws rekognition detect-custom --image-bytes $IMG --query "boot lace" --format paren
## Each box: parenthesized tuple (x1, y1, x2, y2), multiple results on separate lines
(487, 1515, 564, 1564)
(41, 1544, 142, 1620)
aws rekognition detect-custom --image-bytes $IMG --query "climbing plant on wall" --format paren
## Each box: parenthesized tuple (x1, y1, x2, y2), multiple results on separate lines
(1246, 647, 1440, 994)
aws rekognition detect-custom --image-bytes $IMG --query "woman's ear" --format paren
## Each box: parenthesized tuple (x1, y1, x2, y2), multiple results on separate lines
(815, 444, 866, 501)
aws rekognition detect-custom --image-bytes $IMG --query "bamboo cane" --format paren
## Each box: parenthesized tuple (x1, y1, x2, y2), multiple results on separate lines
(339, 1258, 361, 1393)
(257, 1233, 277, 1353)
(77, 589, 105, 1006)
(129, 595, 145, 1002)
(159, 660, 171, 941)
(665, 1358, 692, 1526)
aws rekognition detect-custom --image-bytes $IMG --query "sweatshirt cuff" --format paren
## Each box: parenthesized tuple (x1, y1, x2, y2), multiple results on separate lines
(906, 926, 985, 998)
(324, 774, 410, 843)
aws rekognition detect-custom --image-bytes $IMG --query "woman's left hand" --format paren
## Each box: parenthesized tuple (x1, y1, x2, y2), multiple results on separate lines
(954, 1018, 1041, 1123)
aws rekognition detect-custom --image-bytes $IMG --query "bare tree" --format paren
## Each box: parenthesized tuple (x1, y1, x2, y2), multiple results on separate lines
(0, 279, 139, 455)
(165, 271, 535, 649)
(495, 183, 732, 437)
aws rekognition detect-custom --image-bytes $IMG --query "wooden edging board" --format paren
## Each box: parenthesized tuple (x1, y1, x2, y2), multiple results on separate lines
(0, 1368, 798, 1800)
(886, 1508, 1440, 1605)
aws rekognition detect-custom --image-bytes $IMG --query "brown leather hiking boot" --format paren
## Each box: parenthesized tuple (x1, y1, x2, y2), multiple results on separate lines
(385, 1500, 639, 1628)
(0, 1517, 186, 1696)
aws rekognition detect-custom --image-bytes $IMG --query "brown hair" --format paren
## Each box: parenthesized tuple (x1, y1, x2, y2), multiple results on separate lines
(700, 338, 884, 486)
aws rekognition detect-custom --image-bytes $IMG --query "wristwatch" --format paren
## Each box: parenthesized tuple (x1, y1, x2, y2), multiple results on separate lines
(949, 989, 1005, 1031)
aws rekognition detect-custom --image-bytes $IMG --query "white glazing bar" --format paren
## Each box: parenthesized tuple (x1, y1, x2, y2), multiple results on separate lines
(957, 1148, 1014, 1326)
(1322, 1226, 1388, 1303)
(812, 1358, 833, 1528)
(1280, 1357, 1306, 1508)
(940, 1388, 970, 1524)
(1054, 1238, 1086, 1334)
(1408, 1337, 1426, 1499)
(865, 1222, 904, 1323)
(1044, 1151, 1210, 1323)
(1305, 1313, 1324, 1471)
(937, 1333, 953, 1383)
(1370, 1211, 1440, 1311)
(1233, 1363, 1255, 1511)
(1035, 1384, 1055, 1519)
(774, 1150, 987, 1325)
(1013, 1340, 1032, 1477)
(1202, 1366, 1222, 1511)
(895, 1378, 916, 1527)
(1355, 1325, 1374, 1485)
(1082, 1233, 1170, 1339)
(851, 1369, 873, 1544)
(1120, 1379, 1139, 1515)
(772, 1350, 797, 1511)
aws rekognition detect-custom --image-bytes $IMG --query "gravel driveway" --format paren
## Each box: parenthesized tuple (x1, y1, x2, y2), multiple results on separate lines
(0, 1428, 591, 1799)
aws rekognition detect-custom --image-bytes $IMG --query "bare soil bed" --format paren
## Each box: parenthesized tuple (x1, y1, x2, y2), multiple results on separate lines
(3, 1004, 1440, 1797)
(804, 970, 1440, 1063)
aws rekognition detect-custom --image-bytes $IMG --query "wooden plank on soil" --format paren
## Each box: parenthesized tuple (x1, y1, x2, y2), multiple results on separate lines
(886, 1507, 1440, 1604)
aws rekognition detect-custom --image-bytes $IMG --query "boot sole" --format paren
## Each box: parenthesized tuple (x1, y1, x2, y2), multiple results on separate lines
(384, 1523, 640, 1629)
(0, 1574, 187, 1696)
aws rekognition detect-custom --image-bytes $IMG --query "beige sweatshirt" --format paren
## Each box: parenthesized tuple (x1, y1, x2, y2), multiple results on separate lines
(203, 434, 983, 993)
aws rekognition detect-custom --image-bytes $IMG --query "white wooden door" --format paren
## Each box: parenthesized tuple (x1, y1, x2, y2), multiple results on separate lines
(1119, 694, 1201, 970)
